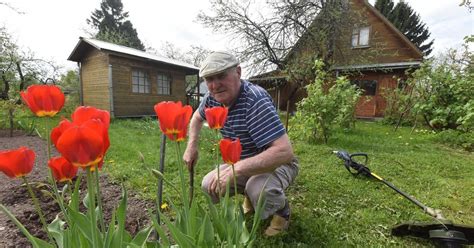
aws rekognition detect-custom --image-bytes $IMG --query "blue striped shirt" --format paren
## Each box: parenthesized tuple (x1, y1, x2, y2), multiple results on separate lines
(198, 80, 286, 159)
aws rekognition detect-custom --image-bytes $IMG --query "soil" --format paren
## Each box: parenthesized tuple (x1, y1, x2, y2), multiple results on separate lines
(0, 130, 154, 247)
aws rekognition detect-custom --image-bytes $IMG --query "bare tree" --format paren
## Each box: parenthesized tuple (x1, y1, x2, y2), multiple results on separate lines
(197, 0, 351, 76)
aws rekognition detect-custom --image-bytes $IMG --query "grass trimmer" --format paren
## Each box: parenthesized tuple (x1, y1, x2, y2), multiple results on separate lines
(333, 150, 474, 248)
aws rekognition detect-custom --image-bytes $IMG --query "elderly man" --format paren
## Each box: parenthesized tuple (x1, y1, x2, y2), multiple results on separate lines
(183, 51, 298, 236)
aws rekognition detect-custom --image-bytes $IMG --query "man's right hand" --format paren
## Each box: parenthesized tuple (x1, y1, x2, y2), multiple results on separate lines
(183, 144, 198, 170)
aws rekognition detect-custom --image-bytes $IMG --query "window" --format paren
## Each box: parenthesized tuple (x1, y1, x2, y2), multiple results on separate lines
(132, 70, 150, 94)
(157, 73, 171, 95)
(352, 27, 370, 47)
(351, 80, 377, 95)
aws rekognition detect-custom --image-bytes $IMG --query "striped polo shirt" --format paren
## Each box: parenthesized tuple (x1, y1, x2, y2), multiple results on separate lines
(198, 80, 286, 159)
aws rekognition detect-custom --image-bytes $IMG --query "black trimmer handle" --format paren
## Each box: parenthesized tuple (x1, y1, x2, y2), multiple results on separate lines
(333, 150, 371, 176)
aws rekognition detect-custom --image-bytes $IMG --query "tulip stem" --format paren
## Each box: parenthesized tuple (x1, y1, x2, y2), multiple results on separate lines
(45, 119, 70, 226)
(23, 176, 53, 243)
(215, 130, 221, 195)
(86, 168, 99, 248)
(175, 142, 188, 208)
(231, 165, 238, 211)
(94, 164, 106, 233)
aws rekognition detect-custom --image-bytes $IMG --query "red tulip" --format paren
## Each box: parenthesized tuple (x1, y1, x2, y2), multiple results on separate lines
(48, 156, 78, 182)
(0, 147, 35, 178)
(205, 106, 228, 129)
(55, 119, 106, 168)
(51, 106, 111, 166)
(154, 101, 192, 142)
(71, 106, 110, 152)
(219, 138, 242, 165)
(20, 84, 65, 117)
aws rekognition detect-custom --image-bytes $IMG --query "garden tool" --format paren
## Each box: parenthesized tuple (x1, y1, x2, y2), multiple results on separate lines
(333, 150, 474, 248)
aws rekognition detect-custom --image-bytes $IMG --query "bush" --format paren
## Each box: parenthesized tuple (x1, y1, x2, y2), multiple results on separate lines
(290, 60, 361, 143)
(433, 129, 474, 152)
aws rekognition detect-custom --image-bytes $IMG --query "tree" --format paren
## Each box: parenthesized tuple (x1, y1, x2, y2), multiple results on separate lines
(87, 0, 145, 50)
(1, 26, 61, 101)
(375, 0, 434, 56)
(197, 0, 353, 76)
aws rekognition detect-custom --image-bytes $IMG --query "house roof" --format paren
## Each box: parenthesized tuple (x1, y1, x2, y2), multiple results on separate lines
(68, 37, 199, 72)
(331, 61, 421, 71)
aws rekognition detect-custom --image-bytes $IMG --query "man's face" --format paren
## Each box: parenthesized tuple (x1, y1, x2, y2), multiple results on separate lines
(204, 66, 241, 106)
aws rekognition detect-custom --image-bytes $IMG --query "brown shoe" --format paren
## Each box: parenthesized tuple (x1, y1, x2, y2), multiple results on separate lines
(264, 214, 290, 237)
(242, 195, 254, 215)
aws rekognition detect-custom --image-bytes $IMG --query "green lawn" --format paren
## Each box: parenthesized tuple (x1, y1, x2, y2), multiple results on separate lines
(102, 118, 473, 247)
(4, 110, 473, 247)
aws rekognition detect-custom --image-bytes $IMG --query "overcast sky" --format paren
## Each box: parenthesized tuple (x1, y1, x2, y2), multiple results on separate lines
(0, 0, 472, 75)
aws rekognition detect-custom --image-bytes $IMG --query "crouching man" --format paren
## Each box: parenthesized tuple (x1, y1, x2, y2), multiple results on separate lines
(183, 51, 299, 236)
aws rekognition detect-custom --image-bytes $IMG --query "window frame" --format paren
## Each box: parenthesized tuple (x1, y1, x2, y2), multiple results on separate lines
(131, 68, 151, 94)
(351, 26, 371, 48)
(156, 72, 172, 95)
(351, 79, 377, 96)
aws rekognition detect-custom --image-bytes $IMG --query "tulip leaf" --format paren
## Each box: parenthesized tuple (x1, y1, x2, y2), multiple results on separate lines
(110, 185, 128, 248)
(129, 226, 153, 247)
(149, 209, 170, 247)
(159, 211, 194, 247)
(82, 192, 90, 209)
(67, 207, 93, 244)
(47, 215, 65, 248)
(0, 204, 54, 248)
(197, 213, 214, 247)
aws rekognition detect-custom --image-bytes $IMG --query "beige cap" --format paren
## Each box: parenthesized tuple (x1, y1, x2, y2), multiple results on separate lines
(199, 51, 239, 78)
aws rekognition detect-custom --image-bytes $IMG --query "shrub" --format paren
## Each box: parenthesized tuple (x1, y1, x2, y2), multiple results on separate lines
(290, 60, 361, 143)
(433, 129, 474, 152)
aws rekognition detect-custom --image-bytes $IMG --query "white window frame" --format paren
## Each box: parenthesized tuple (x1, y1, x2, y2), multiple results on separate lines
(352, 26, 370, 48)
(157, 73, 171, 95)
(132, 69, 150, 94)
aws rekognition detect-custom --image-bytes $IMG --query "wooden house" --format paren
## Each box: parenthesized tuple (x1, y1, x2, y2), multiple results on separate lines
(251, 0, 423, 118)
(68, 37, 199, 117)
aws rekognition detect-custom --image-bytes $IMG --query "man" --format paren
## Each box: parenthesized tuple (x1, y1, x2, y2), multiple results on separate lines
(183, 51, 298, 236)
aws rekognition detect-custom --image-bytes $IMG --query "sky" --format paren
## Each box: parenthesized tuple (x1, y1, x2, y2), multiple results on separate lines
(0, 0, 473, 75)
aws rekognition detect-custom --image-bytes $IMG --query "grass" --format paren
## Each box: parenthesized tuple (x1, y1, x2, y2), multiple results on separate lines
(3, 109, 473, 247)
(104, 118, 473, 247)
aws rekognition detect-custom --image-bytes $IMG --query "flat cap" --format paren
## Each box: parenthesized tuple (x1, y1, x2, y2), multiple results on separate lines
(199, 51, 239, 78)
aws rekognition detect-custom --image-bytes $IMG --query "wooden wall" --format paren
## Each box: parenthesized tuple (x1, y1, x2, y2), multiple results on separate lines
(81, 49, 110, 111)
(109, 55, 189, 117)
(348, 70, 407, 117)
(332, 0, 422, 66)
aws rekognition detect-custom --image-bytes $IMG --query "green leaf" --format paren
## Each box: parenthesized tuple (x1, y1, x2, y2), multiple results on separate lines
(129, 226, 153, 247)
(110, 184, 128, 248)
(0, 204, 54, 248)
(159, 211, 194, 247)
(197, 213, 214, 247)
(47, 215, 65, 248)
(67, 207, 93, 245)
(149, 209, 170, 247)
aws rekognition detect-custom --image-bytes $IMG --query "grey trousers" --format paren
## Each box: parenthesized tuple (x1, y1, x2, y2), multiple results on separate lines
(201, 158, 299, 219)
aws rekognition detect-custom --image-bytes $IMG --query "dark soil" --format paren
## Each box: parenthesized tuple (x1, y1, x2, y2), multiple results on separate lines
(0, 130, 154, 247)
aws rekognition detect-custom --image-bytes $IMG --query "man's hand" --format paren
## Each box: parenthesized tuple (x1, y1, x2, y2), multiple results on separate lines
(208, 165, 235, 198)
(183, 145, 198, 170)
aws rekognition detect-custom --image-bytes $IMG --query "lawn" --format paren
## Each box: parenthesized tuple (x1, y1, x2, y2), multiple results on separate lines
(3, 110, 473, 247)
(101, 117, 473, 247)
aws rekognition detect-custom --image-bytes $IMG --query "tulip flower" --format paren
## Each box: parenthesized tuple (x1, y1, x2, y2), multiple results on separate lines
(48, 156, 78, 182)
(219, 138, 242, 165)
(20, 84, 65, 117)
(51, 107, 111, 164)
(71, 106, 111, 152)
(205, 106, 228, 129)
(55, 119, 106, 168)
(0, 147, 35, 178)
(154, 101, 192, 142)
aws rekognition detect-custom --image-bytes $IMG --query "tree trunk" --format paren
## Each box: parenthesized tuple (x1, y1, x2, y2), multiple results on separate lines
(1, 72, 10, 100)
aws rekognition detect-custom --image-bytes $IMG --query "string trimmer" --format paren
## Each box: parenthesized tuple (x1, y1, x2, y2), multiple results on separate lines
(333, 150, 474, 248)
